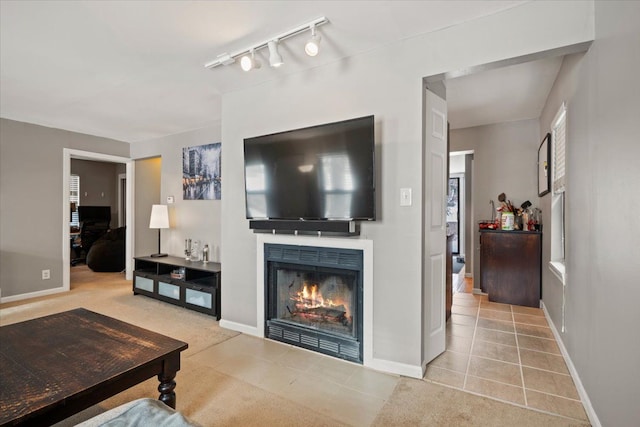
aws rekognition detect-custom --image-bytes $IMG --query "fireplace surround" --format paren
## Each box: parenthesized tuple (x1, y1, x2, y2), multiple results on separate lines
(264, 243, 363, 363)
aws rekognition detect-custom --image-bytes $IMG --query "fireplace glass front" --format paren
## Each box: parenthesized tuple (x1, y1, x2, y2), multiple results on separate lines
(264, 244, 363, 363)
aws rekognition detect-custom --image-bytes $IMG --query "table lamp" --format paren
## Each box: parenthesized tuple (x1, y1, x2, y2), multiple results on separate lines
(149, 204, 169, 257)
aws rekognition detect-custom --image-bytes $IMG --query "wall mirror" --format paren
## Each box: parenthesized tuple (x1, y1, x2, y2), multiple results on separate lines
(538, 133, 551, 196)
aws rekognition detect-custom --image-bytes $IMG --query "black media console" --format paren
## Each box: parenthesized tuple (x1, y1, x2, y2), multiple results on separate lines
(133, 256, 221, 319)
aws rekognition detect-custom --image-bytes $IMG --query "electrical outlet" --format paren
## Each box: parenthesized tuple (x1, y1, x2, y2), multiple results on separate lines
(42, 269, 50, 280)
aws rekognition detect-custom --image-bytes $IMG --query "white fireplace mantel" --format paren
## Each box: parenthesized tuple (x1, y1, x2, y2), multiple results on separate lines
(220, 232, 423, 377)
(255, 233, 374, 368)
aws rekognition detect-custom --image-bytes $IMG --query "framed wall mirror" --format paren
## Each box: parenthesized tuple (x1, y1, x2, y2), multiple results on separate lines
(538, 133, 551, 196)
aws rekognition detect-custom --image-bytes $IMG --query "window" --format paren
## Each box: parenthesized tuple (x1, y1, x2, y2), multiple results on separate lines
(70, 175, 80, 227)
(550, 103, 566, 282)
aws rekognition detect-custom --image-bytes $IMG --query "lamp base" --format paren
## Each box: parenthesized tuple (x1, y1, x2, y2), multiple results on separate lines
(150, 253, 168, 258)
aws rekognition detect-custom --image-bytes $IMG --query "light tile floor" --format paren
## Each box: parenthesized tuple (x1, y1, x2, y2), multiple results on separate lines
(190, 333, 400, 426)
(425, 290, 589, 423)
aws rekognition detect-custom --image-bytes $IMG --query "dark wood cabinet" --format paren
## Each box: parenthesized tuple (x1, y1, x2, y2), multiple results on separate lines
(480, 231, 541, 307)
(134, 256, 221, 319)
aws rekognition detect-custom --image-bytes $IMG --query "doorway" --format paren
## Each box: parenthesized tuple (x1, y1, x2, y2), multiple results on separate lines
(62, 149, 134, 292)
(422, 42, 591, 368)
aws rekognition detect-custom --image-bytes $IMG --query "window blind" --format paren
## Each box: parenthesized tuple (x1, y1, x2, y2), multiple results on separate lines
(552, 104, 566, 193)
(70, 175, 80, 227)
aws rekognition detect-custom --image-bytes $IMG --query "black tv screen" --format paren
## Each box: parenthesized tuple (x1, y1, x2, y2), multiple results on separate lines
(243, 115, 375, 221)
(77, 206, 111, 224)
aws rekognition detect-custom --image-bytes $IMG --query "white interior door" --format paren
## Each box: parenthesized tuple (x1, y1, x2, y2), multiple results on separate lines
(423, 88, 448, 365)
(118, 173, 126, 227)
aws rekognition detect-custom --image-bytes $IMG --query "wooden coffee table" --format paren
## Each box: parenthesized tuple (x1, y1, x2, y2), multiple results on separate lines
(0, 308, 188, 426)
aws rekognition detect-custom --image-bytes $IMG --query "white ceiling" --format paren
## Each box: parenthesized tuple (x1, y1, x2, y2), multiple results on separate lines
(446, 55, 564, 129)
(0, 0, 562, 144)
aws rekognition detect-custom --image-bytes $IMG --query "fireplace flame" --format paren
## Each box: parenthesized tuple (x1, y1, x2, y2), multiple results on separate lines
(298, 284, 324, 307)
(292, 283, 350, 324)
(297, 283, 338, 308)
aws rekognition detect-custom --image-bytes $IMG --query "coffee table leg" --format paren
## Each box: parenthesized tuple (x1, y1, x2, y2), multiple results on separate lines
(158, 372, 177, 409)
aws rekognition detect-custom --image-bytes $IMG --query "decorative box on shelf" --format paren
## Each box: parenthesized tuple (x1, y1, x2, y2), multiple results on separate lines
(133, 256, 221, 319)
(170, 269, 185, 280)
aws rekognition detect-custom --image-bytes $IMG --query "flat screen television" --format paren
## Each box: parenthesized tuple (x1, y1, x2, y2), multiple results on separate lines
(243, 115, 375, 221)
(77, 206, 111, 225)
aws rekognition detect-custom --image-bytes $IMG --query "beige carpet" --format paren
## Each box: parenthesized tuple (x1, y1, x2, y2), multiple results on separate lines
(0, 268, 237, 357)
(1, 267, 589, 426)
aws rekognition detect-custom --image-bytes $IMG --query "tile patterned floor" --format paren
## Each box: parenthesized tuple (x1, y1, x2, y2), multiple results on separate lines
(425, 290, 589, 423)
(190, 333, 400, 426)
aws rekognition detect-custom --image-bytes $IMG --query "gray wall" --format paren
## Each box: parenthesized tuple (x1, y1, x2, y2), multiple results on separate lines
(450, 119, 541, 289)
(449, 154, 466, 259)
(219, 1, 593, 372)
(0, 119, 129, 298)
(134, 157, 161, 257)
(538, 51, 584, 364)
(538, 2, 640, 425)
(71, 159, 120, 220)
(464, 154, 473, 274)
(130, 123, 222, 261)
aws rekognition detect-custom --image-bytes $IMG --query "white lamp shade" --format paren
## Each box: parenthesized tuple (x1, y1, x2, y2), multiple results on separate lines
(149, 204, 169, 229)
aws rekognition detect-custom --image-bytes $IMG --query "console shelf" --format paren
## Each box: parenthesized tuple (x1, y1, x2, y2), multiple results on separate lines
(133, 256, 221, 319)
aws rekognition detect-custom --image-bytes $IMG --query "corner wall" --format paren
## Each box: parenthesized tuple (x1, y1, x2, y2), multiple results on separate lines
(134, 157, 161, 257)
(130, 123, 222, 261)
(0, 119, 129, 298)
(538, 2, 640, 425)
(219, 1, 594, 374)
(71, 159, 120, 220)
(450, 119, 541, 289)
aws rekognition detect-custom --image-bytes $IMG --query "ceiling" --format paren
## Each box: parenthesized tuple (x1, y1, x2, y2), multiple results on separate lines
(446, 55, 563, 130)
(0, 1, 562, 143)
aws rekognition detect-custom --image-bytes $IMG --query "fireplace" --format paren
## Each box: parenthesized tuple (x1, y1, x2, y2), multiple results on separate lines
(264, 244, 363, 363)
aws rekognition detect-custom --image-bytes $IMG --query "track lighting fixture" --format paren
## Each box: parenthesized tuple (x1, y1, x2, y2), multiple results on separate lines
(267, 40, 284, 68)
(204, 17, 328, 71)
(240, 49, 261, 72)
(304, 24, 321, 57)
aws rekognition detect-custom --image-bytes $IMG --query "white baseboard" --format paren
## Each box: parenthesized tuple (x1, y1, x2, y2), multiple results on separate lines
(0, 286, 66, 304)
(219, 319, 262, 337)
(541, 302, 601, 427)
(365, 357, 422, 379)
(221, 316, 422, 378)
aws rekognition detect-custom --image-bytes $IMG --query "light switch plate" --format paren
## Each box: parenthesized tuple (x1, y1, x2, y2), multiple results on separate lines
(167, 196, 174, 204)
(400, 188, 412, 206)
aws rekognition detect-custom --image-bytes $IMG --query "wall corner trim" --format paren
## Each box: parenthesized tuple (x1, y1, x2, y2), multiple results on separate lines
(541, 301, 601, 427)
(368, 358, 422, 379)
(219, 319, 261, 337)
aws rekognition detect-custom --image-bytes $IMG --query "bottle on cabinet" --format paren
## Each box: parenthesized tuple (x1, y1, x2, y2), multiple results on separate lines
(202, 244, 210, 263)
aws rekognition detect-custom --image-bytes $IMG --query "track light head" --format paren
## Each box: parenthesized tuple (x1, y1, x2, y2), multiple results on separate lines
(240, 55, 252, 71)
(240, 49, 261, 72)
(304, 24, 321, 57)
(268, 40, 284, 68)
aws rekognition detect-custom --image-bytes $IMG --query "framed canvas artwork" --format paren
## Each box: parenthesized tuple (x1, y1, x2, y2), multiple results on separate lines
(183, 142, 221, 200)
